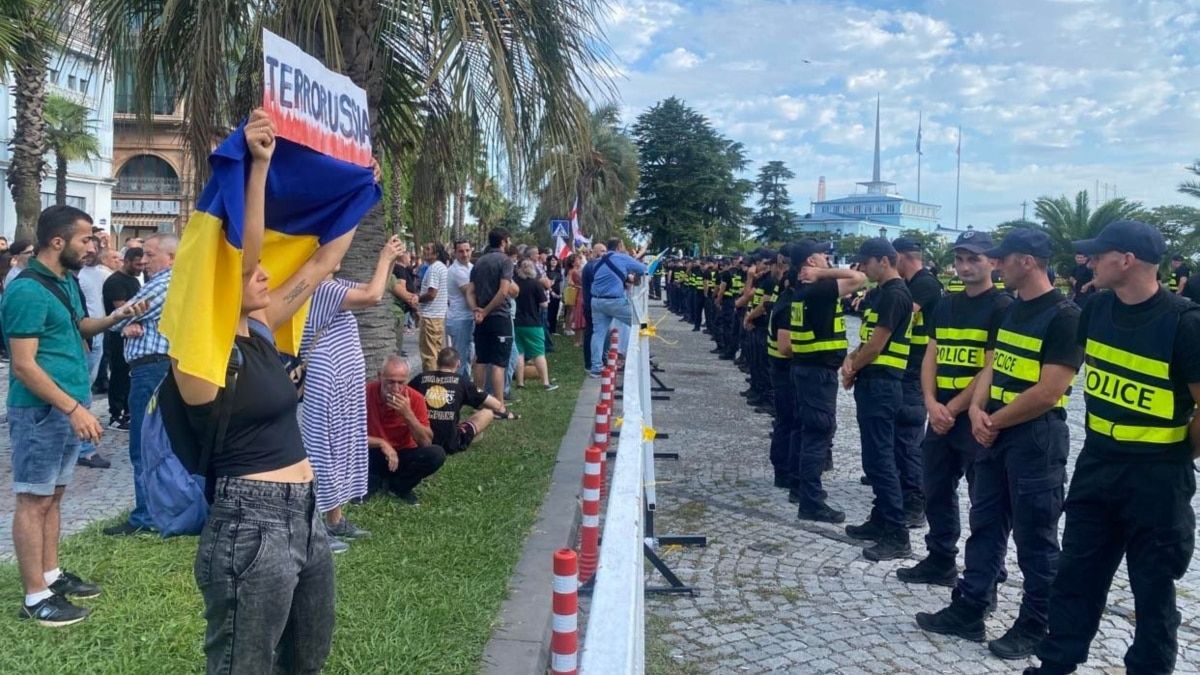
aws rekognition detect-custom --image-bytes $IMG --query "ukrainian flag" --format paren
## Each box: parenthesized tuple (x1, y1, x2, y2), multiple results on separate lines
(161, 124, 381, 386)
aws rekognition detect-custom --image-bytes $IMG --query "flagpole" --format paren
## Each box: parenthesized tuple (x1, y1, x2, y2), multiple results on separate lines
(954, 125, 962, 229)
(916, 110, 922, 202)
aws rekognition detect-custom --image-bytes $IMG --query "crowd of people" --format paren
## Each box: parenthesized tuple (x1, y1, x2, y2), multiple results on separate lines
(663, 223, 1198, 674)
(0, 110, 649, 673)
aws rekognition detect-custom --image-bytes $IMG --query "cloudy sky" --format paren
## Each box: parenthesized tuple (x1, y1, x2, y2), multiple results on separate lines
(595, 0, 1200, 230)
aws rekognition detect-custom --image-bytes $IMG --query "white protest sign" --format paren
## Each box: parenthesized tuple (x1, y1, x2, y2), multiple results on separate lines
(262, 29, 372, 166)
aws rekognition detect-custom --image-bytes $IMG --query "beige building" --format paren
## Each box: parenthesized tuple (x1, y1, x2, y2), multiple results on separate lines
(110, 87, 197, 245)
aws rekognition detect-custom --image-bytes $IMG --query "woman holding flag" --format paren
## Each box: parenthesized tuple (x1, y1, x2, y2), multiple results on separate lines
(167, 109, 380, 674)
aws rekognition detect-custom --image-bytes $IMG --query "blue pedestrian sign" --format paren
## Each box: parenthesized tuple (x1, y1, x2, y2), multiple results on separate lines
(550, 219, 570, 238)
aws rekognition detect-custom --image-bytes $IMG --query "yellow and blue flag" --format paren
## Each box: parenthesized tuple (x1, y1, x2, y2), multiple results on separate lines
(161, 125, 380, 386)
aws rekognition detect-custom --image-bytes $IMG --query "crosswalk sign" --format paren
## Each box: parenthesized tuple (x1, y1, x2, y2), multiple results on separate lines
(550, 219, 570, 238)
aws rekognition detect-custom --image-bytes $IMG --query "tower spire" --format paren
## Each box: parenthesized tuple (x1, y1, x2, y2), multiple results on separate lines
(857, 94, 895, 196)
(872, 93, 881, 183)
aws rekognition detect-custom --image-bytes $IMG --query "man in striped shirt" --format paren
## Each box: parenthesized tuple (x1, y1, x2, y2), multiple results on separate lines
(102, 233, 177, 536)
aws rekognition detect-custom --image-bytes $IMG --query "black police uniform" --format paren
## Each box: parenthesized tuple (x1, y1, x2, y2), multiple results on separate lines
(906, 286, 1012, 580)
(1169, 263, 1190, 294)
(747, 273, 778, 407)
(852, 278, 913, 538)
(785, 277, 848, 514)
(957, 288, 1080, 634)
(1037, 289, 1200, 674)
(767, 284, 797, 484)
(897, 268, 943, 524)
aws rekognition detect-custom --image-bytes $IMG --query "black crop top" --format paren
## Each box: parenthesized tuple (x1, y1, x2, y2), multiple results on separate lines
(183, 327, 307, 477)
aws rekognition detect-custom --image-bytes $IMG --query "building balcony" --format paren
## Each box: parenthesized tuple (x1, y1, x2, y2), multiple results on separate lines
(114, 94, 180, 119)
(114, 176, 180, 195)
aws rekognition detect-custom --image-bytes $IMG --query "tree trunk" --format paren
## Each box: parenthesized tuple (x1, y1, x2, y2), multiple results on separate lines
(55, 152, 67, 206)
(336, 0, 394, 370)
(453, 185, 466, 241)
(390, 164, 405, 239)
(432, 191, 447, 245)
(7, 49, 48, 242)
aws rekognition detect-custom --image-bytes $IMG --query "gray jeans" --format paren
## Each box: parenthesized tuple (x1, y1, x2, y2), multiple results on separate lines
(194, 477, 335, 674)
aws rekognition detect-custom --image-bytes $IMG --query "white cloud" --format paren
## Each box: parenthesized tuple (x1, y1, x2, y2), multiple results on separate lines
(656, 47, 703, 70)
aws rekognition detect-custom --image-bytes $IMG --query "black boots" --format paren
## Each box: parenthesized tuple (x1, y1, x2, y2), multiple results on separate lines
(862, 527, 912, 561)
(989, 612, 1047, 660)
(915, 595, 987, 642)
(896, 553, 957, 587)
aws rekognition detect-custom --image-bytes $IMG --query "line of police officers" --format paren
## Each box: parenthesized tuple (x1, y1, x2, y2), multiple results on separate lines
(662, 220, 1198, 674)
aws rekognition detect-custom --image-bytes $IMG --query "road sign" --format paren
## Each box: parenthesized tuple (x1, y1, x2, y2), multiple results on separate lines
(550, 219, 570, 238)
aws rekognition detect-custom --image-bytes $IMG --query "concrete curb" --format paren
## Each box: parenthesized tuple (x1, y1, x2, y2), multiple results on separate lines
(480, 375, 599, 674)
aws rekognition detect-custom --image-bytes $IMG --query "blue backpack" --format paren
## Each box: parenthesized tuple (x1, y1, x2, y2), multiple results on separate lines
(139, 344, 245, 537)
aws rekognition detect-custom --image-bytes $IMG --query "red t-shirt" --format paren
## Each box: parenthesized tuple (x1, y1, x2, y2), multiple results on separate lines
(366, 381, 430, 451)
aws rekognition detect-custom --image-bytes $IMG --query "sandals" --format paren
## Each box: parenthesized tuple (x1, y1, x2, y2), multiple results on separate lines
(496, 409, 521, 421)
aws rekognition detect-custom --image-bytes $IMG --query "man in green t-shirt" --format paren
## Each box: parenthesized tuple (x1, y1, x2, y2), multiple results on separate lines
(2, 206, 146, 627)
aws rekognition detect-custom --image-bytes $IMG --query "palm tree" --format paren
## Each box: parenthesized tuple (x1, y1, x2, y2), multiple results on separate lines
(529, 102, 639, 245)
(44, 94, 100, 206)
(1034, 191, 1142, 270)
(2, 0, 55, 241)
(1182, 160, 1200, 201)
(87, 0, 612, 366)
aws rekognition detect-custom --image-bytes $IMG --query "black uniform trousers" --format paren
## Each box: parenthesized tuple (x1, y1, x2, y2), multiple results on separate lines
(957, 412, 1068, 625)
(854, 375, 906, 530)
(748, 326, 772, 402)
(105, 332, 130, 420)
(921, 413, 981, 559)
(896, 377, 927, 502)
(769, 361, 798, 481)
(1037, 450, 1195, 674)
(720, 301, 739, 358)
(791, 364, 838, 511)
(691, 290, 704, 330)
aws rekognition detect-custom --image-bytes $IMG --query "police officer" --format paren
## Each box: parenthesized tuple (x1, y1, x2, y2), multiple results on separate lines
(841, 238, 914, 560)
(897, 231, 1012, 588)
(745, 250, 781, 411)
(1168, 252, 1190, 295)
(917, 228, 1081, 660)
(775, 239, 867, 521)
(893, 237, 944, 527)
(946, 273, 966, 294)
(1028, 221, 1200, 675)
(766, 247, 797, 486)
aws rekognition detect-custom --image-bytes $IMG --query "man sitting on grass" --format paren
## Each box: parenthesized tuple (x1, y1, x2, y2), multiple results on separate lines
(410, 347, 509, 454)
(366, 354, 445, 505)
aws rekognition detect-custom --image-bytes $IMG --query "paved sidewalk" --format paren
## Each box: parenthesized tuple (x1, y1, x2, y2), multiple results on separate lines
(643, 301, 1200, 674)
(0, 362, 137, 561)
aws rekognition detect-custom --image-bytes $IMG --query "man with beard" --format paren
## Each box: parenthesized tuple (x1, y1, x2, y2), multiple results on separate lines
(3, 206, 146, 626)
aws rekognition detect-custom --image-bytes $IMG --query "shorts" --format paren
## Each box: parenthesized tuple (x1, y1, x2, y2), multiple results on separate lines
(514, 325, 546, 358)
(450, 421, 478, 454)
(474, 314, 514, 367)
(9, 405, 80, 495)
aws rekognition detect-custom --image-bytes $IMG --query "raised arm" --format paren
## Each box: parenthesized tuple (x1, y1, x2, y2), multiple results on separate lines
(342, 236, 405, 311)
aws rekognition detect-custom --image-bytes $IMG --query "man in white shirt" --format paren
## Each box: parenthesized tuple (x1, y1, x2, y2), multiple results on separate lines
(445, 239, 475, 379)
(74, 247, 122, 469)
(418, 242, 450, 372)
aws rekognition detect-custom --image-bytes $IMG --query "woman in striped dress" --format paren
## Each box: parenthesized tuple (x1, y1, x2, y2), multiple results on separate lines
(301, 236, 404, 551)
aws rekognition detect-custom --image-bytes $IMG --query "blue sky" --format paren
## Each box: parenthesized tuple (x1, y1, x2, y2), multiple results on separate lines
(595, 0, 1200, 229)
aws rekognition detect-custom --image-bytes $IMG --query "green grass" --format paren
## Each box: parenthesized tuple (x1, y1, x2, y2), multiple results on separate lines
(0, 338, 586, 675)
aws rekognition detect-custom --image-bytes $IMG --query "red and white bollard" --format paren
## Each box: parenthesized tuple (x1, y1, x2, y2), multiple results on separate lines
(593, 402, 610, 447)
(551, 549, 579, 675)
(606, 328, 619, 369)
(579, 446, 602, 584)
(599, 368, 614, 409)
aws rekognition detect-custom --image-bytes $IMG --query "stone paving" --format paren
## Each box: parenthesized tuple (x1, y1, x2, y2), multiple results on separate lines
(0, 361, 137, 561)
(642, 301, 1200, 674)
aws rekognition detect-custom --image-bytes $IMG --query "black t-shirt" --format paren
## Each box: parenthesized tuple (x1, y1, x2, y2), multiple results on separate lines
(1071, 264, 1093, 296)
(392, 264, 418, 308)
(752, 276, 777, 328)
(514, 276, 546, 327)
(471, 249, 516, 318)
(1077, 289, 1200, 461)
(906, 268, 943, 376)
(183, 328, 307, 478)
(410, 370, 489, 452)
(930, 287, 1014, 351)
(859, 278, 912, 377)
(102, 270, 140, 315)
(1007, 288, 1083, 370)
